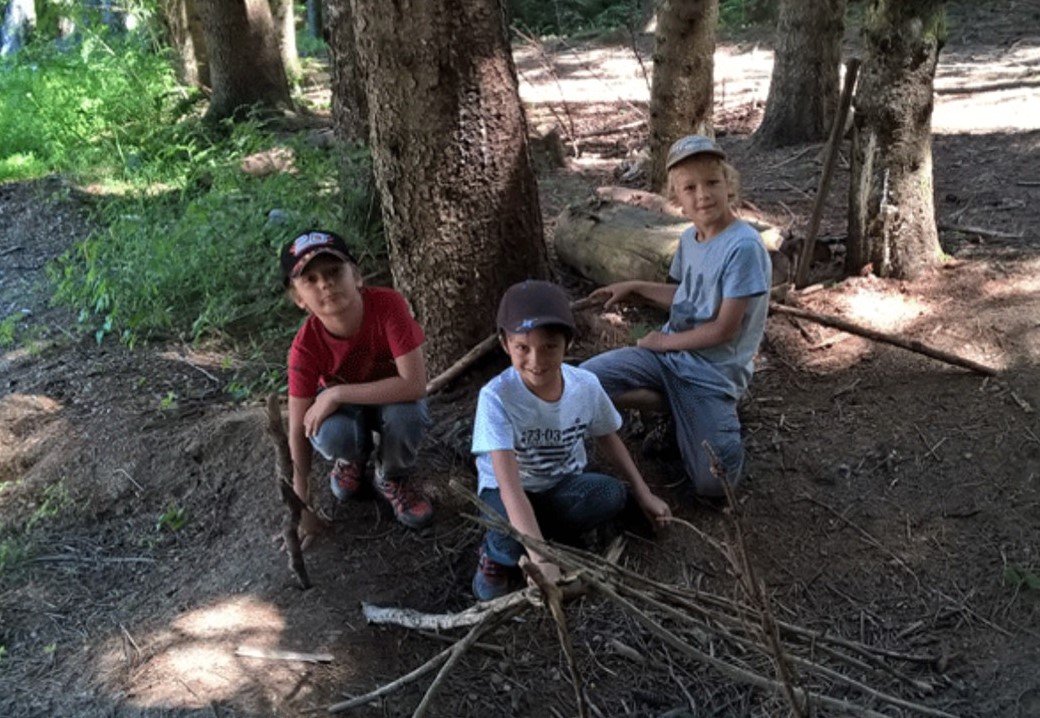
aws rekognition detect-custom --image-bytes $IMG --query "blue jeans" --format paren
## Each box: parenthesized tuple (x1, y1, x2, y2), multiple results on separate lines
(581, 347, 744, 498)
(309, 401, 430, 481)
(479, 472, 627, 567)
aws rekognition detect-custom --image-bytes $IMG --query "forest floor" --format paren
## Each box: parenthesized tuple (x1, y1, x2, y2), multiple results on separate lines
(2, 2, 1039, 717)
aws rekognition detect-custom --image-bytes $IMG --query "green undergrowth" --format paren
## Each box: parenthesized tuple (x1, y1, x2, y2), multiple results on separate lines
(1, 30, 381, 396)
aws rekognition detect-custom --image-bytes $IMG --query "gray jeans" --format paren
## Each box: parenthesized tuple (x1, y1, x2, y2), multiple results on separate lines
(581, 347, 744, 497)
(309, 401, 430, 481)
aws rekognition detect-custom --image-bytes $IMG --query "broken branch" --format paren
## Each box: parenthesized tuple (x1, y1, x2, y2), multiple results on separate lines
(770, 302, 999, 376)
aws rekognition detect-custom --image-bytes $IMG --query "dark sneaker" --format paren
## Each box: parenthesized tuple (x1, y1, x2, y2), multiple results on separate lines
(472, 545, 510, 601)
(329, 459, 363, 502)
(374, 476, 433, 529)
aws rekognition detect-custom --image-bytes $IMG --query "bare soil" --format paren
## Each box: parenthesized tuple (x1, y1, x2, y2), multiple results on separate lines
(2, 3, 1039, 717)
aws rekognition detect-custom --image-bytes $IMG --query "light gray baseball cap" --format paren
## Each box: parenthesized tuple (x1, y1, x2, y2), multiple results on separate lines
(665, 135, 726, 170)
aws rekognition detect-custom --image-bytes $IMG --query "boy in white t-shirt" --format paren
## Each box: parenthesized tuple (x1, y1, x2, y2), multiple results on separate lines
(470, 280, 671, 601)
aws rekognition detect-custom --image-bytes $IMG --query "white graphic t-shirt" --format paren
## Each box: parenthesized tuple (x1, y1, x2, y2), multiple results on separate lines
(472, 363, 622, 493)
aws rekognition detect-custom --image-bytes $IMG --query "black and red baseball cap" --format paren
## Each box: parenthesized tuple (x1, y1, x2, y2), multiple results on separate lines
(280, 230, 357, 285)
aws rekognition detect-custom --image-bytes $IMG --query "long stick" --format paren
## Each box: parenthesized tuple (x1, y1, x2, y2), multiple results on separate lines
(770, 303, 999, 376)
(794, 58, 861, 287)
(426, 296, 601, 395)
(264, 394, 311, 589)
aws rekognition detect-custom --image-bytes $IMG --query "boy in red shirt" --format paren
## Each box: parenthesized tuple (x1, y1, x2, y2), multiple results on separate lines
(281, 230, 433, 543)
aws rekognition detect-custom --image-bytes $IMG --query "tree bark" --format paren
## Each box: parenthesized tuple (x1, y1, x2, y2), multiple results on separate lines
(159, 0, 204, 87)
(846, 0, 945, 280)
(196, 0, 294, 121)
(649, 0, 718, 192)
(1, 0, 36, 56)
(326, 0, 367, 143)
(754, 0, 847, 148)
(269, 0, 302, 80)
(350, 0, 548, 375)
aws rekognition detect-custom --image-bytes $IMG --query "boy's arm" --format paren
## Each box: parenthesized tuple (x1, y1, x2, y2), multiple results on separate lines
(301, 346, 428, 436)
(594, 433, 671, 526)
(589, 280, 677, 311)
(490, 450, 557, 576)
(638, 295, 749, 353)
(288, 395, 323, 547)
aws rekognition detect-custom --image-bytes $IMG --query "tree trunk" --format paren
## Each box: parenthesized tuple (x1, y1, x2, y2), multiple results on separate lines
(187, 0, 211, 87)
(269, 0, 302, 80)
(846, 0, 945, 280)
(196, 0, 293, 121)
(159, 0, 202, 86)
(350, 0, 548, 374)
(307, 0, 323, 37)
(648, 0, 718, 192)
(754, 0, 847, 147)
(326, 0, 367, 143)
(0, 0, 35, 56)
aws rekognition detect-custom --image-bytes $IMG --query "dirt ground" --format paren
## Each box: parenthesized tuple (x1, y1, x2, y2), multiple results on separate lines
(2, 2, 1039, 717)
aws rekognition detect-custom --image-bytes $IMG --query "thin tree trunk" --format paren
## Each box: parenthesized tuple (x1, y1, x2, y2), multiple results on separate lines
(159, 0, 201, 86)
(326, 0, 367, 143)
(350, 0, 548, 374)
(197, 0, 293, 122)
(649, 0, 718, 192)
(846, 0, 945, 280)
(269, 0, 302, 80)
(754, 0, 847, 147)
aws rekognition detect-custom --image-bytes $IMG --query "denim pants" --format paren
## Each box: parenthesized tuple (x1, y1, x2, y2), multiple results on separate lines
(479, 472, 627, 567)
(581, 347, 744, 498)
(309, 401, 429, 481)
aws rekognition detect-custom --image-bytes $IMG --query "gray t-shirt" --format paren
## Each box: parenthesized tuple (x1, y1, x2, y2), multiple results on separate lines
(662, 219, 771, 398)
(471, 363, 622, 493)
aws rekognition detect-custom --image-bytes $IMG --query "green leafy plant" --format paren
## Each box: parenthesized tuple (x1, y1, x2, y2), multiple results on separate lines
(158, 391, 178, 412)
(1004, 564, 1040, 592)
(0, 312, 27, 347)
(156, 502, 188, 533)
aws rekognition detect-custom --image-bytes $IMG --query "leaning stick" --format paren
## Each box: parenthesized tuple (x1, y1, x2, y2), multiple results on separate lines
(264, 393, 311, 589)
(794, 58, 861, 287)
(770, 302, 999, 376)
(426, 296, 601, 395)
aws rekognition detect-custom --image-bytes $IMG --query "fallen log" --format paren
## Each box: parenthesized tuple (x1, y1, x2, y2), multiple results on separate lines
(770, 303, 999, 376)
(553, 193, 791, 288)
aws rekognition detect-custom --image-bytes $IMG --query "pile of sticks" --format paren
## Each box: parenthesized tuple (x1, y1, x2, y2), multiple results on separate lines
(338, 478, 958, 718)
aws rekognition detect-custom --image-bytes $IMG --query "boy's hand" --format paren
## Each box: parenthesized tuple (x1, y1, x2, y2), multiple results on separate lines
(274, 508, 326, 552)
(303, 391, 339, 437)
(636, 330, 672, 352)
(638, 493, 673, 529)
(588, 281, 634, 309)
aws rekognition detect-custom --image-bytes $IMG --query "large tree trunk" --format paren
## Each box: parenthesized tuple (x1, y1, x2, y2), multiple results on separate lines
(196, 0, 293, 121)
(269, 0, 302, 80)
(846, 0, 945, 280)
(754, 0, 847, 147)
(350, 0, 548, 374)
(648, 0, 718, 192)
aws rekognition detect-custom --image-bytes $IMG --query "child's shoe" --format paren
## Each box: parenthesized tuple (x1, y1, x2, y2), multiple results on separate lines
(374, 475, 434, 529)
(472, 545, 510, 601)
(329, 459, 363, 501)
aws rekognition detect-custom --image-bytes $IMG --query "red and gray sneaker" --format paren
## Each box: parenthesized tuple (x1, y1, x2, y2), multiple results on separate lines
(472, 545, 510, 601)
(329, 459, 363, 502)
(374, 475, 434, 529)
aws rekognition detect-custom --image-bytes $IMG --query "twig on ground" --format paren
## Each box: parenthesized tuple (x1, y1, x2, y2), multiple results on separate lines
(234, 646, 333, 663)
(770, 302, 1000, 376)
(938, 222, 1024, 239)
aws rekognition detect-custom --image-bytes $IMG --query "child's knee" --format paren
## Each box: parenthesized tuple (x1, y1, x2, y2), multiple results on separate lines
(687, 433, 745, 498)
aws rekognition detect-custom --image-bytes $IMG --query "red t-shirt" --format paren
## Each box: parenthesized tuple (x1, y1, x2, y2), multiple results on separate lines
(287, 286, 425, 398)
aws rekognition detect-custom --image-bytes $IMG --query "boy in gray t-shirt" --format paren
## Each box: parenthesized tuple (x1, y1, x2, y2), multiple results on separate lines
(582, 135, 771, 498)
(471, 281, 671, 601)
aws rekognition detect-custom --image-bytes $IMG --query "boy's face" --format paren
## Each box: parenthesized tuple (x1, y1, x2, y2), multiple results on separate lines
(289, 254, 362, 318)
(500, 326, 568, 401)
(669, 156, 734, 236)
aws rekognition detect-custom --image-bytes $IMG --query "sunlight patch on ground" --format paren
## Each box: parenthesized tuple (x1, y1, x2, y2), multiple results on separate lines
(833, 285, 932, 334)
(0, 393, 66, 487)
(104, 595, 327, 710)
